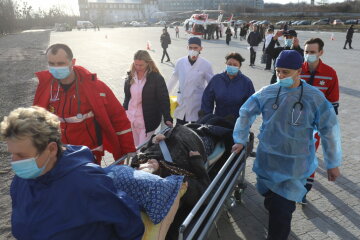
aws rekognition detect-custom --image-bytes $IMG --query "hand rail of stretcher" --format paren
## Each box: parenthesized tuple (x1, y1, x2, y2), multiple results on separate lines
(110, 127, 172, 166)
(178, 149, 247, 240)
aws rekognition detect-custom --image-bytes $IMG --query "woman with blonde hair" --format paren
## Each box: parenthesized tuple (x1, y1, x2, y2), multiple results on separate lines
(124, 50, 173, 146)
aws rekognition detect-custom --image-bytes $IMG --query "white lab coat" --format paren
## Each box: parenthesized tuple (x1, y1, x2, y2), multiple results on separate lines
(264, 33, 274, 49)
(167, 56, 213, 122)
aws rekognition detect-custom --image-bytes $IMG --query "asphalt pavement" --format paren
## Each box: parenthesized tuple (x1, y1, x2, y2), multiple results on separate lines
(0, 26, 359, 239)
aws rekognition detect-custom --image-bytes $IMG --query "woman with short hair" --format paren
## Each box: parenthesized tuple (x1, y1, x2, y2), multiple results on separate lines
(1, 106, 144, 240)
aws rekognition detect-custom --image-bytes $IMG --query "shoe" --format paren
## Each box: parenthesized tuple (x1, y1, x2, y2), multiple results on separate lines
(299, 195, 307, 205)
(264, 68, 271, 70)
(166, 59, 170, 62)
(350, 47, 353, 49)
(343, 47, 347, 49)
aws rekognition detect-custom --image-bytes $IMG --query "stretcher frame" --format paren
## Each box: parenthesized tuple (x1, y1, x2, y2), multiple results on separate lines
(178, 149, 248, 240)
(110, 128, 251, 240)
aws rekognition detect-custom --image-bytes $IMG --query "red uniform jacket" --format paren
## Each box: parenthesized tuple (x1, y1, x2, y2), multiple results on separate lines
(301, 59, 340, 150)
(301, 59, 339, 109)
(34, 66, 135, 162)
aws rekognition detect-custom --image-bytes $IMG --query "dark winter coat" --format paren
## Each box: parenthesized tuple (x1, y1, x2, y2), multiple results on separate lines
(123, 71, 172, 133)
(346, 27, 354, 40)
(132, 125, 210, 207)
(225, 28, 232, 42)
(247, 31, 262, 46)
(160, 32, 171, 49)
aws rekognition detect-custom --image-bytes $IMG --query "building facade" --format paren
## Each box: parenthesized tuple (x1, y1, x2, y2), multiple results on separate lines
(157, 0, 264, 11)
(78, 0, 159, 24)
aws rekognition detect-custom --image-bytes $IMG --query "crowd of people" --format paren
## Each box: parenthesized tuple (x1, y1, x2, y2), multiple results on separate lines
(0, 23, 345, 240)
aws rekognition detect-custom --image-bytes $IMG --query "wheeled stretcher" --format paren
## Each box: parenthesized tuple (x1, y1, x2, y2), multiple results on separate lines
(111, 127, 254, 240)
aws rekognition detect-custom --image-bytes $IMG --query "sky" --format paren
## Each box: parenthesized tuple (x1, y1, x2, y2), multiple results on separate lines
(15, 0, 346, 16)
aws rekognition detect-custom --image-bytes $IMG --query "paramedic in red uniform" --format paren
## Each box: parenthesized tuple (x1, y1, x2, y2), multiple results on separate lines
(33, 43, 135, 164)
(300, 38, 340, 204)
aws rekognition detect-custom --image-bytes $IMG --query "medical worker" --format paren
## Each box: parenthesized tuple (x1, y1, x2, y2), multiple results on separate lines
(167, 37, 213, 124)
(1, 106, 144, 240)
(33, 43, 135, 164)
(232, 50, 342, 240)
(300, 37, 340, 204)
(201, 52, 255, 123)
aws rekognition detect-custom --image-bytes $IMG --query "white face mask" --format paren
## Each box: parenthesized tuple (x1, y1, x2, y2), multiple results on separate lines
(188, 50, 199, 58)
(304, 54, 318, 63)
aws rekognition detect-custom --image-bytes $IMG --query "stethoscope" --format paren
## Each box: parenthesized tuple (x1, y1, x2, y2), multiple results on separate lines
(272, 82, 304, 126)
(50, 72, 83, 119)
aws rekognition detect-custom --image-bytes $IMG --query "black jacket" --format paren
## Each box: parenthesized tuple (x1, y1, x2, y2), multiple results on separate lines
(160, 32, 171, 49)
(266, 37, 304, 84)
(123, 71, 172, 133)
(247, 31, 262, 46)
(266, 37, 304, 61)
(346, 27, 354, 39)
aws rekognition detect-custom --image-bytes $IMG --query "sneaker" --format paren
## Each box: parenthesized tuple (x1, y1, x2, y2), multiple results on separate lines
(343, 47, 347, 49)
(166, 59, 171, 62)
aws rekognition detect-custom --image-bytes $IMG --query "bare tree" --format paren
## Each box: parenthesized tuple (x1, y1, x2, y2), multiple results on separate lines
(0, 0, 18, 34)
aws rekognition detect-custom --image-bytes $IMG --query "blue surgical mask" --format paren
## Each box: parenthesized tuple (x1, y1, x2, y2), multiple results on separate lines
(304, 54, 318, 63)
(226, 65, 239, 76)
(11, 156, 50, 179)
(49, 66, 71, 80)
(277, 76, 294, 88)
(284, 39, 293, 47)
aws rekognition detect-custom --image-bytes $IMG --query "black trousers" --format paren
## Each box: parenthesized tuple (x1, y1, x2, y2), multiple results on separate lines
(250, 47, 256, 65)
(344, 38, 352, 48)
(265, 53, 272, 70)
(161, 48, 170, 62)
(264, 191, 296, 240)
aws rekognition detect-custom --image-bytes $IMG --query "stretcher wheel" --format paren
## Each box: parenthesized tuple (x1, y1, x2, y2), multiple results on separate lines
(234, 189, 242, 201)
(234, 183, 247, 201)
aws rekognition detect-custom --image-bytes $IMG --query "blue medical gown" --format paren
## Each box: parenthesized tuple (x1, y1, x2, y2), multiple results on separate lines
(10, 145, 144, 240)
(233, 81, 342, 202)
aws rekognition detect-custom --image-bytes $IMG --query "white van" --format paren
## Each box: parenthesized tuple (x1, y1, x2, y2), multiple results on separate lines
(77, 21, 94, 30)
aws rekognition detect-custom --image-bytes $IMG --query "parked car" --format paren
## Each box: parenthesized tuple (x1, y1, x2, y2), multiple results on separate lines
(258, 20, 270, 25)
(169, 21, 181, 28)
(297, 20, 311, 25)
(54, 23, 72, 32)
(76, 20, 94, 30)
(292, 20, 301, 25)
(345, 19, 359, 25)
(332, 19, 344, 25)
(121, 21, 131, 27)
(155, 21, 167, 26)
(275, 20, 287, 26)
(235, 20, 247, 25)
(130, 21, 148, 27)
(312, 20, 329, 25)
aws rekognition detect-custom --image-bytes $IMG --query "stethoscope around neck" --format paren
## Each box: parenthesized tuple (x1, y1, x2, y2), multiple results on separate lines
(50, 73, 83, 119)
(272, 82, 304, 126)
